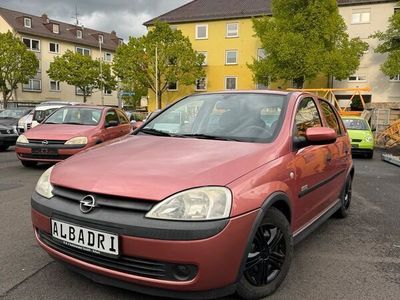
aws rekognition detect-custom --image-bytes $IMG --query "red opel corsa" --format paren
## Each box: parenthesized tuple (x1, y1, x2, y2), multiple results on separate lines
(31, 91, 353, 299)
(16, 106, 132, 167)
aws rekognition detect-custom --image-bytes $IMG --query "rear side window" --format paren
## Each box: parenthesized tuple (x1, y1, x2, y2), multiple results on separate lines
(294, 97, 322, 137)
(320, 100, 342, 135)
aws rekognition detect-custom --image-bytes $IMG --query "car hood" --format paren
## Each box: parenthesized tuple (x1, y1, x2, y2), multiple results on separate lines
(51, 135, 276, 201)
(0, 118, 18, 127)
(347, 129, 372, 140)
(25, 124, 97, 140)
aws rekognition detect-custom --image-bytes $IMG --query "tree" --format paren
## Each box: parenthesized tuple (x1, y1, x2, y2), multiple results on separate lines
(113, 22, 205, 109)
(47, 50, 117, 103)
(371, 3, 400, 78)
(249, 0, 368, 88)
(0, 31, 38, 108)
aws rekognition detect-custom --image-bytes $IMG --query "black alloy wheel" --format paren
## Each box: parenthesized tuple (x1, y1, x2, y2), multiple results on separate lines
(237, 208, 292, 300)
(335, 176, 352, 218)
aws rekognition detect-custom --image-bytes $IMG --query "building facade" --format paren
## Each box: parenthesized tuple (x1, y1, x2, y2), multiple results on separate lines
(0, 7, 122, 107)
(145, 0, 399, 112)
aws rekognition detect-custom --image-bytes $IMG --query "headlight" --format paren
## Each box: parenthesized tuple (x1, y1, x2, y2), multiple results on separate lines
(65, 136, 88, 145)
(17, 135, 29, 144)
(146, 187, 232, 221)
(364, 135, 373, 143)
(35, 166, 54, 199)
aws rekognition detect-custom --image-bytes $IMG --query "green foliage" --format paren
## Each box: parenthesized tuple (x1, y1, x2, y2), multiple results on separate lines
(47, 50, 117, 102)
(0, 31, 39, 108)
(113, 21, 205, 109)
(249, 0, 368, 88)
(371, 4, 400, 77)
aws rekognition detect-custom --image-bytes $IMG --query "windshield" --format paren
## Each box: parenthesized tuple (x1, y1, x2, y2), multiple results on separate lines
(44, 107, 102, 125)
(343, 119, 369, 130)
(0, 109, 29, 119)
(140, 93, 287, 143)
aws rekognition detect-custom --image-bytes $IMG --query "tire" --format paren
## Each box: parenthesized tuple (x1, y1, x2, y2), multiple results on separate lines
(334, 176, 352, 219)
(21, 160, 38, 168)
(237, 208, 293, 300)
(0, 145, 9, 151)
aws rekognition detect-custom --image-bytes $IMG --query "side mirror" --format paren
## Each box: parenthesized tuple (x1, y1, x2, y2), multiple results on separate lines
(306, 127, 337, 145)
(105, 120, 119, 128)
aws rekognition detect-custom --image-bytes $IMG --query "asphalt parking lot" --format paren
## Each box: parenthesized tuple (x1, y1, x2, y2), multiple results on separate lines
(0, 147, 399, 300)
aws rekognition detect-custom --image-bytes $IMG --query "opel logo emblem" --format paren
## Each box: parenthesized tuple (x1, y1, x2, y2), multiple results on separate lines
(42, 140, 49, 145)
(79, 195, 97, 214)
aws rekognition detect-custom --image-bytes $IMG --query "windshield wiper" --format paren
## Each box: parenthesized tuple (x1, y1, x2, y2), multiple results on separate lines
(180, 134, 243, 142)
(62, 122, 82, 125)
(140, 128, 177, 137)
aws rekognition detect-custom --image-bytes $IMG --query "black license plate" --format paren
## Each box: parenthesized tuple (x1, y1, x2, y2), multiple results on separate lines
(32, 148, 58, 155)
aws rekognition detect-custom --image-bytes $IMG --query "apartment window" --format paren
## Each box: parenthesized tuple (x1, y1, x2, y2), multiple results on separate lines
(352, 11, 371, 24)
(225, 77, 237, 90)
(49, 80, 60, 91)
(76, 47, 90, 56)
(196, 24, 208, 39)
(226, 23, 239, 38)
(52, 24, 59, 34)
(195, 77, 207, 91)
(49, 42, 59, 53)
(104, 86, 112, 95)
(257, 48, 266, 60)
(104, 52, 112, 62)
(348, 74, 367, 82)
(226, 50, 238, 65)
(76, 86, 92, 96)
(197, 51, 208, 66)
(167, 82, 178, 91)
(77, 29, 83, 39)
(24, 17, 31, 28)
(22, 37, 40, 52)
(98, 34, 104, 43)
(389, 74, 400, 82)
(23, 79, 41, 91)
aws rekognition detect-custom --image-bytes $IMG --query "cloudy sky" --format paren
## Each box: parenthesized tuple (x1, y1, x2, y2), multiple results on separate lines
(1, 0, 192, 39)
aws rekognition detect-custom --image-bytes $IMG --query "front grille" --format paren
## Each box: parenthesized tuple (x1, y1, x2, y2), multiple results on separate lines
(351, 139, 362, 143)
(29, 139, 67, 145)
(20, 153, 71, 160)
(0, 129, 12, 134)
(38, 230, 197, 281)
(53, 186, 154, 212)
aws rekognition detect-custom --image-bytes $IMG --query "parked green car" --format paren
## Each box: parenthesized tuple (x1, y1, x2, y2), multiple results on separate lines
(342, 116, 374, 158)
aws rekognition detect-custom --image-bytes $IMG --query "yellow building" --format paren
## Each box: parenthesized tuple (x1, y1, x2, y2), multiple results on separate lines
(144, 0, 328, 111)
(0, 7, 122, 107)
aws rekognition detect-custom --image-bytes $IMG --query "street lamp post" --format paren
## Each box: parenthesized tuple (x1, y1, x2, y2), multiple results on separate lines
(99, 38, 104, 106)
(155, 46, 159, 109)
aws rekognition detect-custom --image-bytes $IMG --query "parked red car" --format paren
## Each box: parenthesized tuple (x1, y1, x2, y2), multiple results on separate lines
(31, 91, 353, 299)
(16, 106, 131, 167)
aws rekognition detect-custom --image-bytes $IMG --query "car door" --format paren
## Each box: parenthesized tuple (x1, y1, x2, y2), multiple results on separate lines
(318, 100, 350, 207)
(292, 96, 333, 228)
(116, 109, 132, 136)
(103, 109, 120, 141)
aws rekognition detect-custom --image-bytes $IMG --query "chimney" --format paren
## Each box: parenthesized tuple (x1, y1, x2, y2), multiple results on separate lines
(111, 30, 117, 38)
(41, 13, 49, 23)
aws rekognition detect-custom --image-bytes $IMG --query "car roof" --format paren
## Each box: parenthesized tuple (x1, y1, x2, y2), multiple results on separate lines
(198, 90, 291, 96)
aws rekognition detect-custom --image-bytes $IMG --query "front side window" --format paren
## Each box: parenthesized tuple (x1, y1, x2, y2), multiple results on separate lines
(294, 97, 322, 138)
(196, 24, 208, 39)
(105, 109, 119, 125)
(141, 93, 286, 143)
(320, 100, 341, 135)
(45, 107, 102, 125)
(226, 50, 238, 65)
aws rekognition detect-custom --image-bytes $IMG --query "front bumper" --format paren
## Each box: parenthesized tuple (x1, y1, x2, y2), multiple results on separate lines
(0, 134, 18, 146)
(16, 143, 87, 162)
(31, 192, 258, 298)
